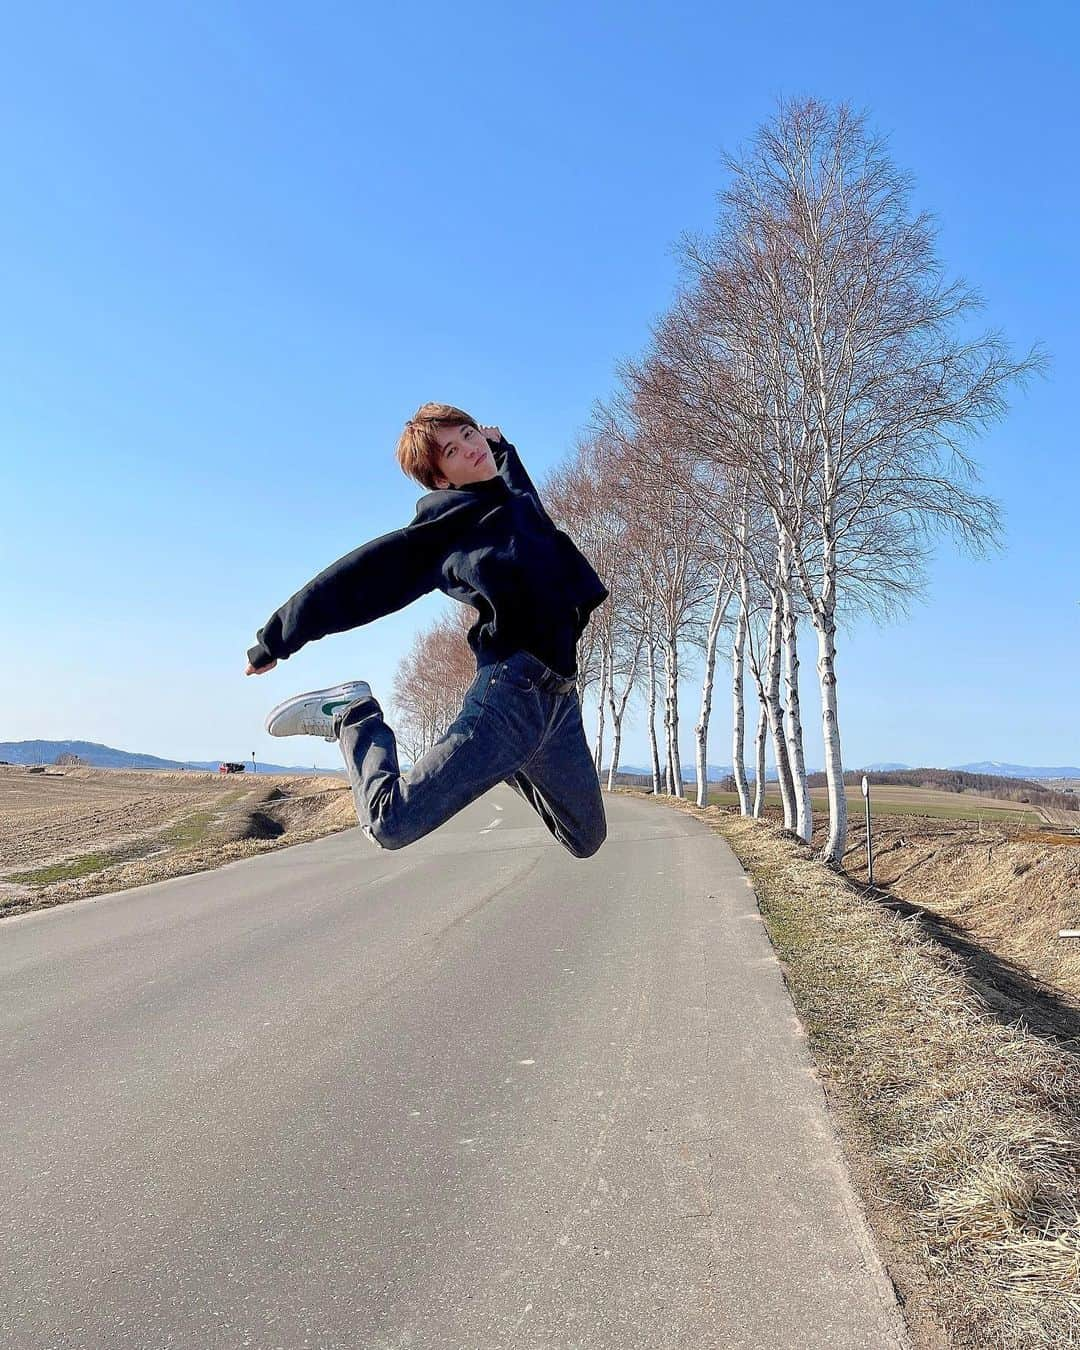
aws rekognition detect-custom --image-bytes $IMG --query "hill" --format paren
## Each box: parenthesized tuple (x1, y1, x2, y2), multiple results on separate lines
(804, 766, 1078, 816)
(949, 760, 1080, 778)
(614, 760, 1080, 785)
(0, 740, 341, 776)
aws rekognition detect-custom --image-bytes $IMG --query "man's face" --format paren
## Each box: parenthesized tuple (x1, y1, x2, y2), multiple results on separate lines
(431, 423, 498, 489)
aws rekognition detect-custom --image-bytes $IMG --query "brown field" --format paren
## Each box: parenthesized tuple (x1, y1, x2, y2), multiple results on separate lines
(707, 782, 1073, 828)
(0, 765, 356, 919)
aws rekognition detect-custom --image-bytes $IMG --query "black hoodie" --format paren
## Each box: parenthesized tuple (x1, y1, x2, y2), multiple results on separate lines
(246, 435, 609, 678)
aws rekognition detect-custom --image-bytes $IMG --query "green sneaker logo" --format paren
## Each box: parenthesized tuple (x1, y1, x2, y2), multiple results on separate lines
(321, 698, 356, 716)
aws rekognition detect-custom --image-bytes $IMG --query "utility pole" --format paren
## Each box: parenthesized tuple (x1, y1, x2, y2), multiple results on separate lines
(861, 775, 873, 885)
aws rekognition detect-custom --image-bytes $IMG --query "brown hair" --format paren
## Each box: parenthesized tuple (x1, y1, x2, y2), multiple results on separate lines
(395, 402, 480, 490)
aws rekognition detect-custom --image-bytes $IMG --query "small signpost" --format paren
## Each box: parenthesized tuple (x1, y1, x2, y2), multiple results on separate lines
(251, 750, 257, 775)
(862, 775, 873, 886)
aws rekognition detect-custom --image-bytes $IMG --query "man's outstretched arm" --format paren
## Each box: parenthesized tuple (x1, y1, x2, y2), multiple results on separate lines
(245, 524, 443, 673)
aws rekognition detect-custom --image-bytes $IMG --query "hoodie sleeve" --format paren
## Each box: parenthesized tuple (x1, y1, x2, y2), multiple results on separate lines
(489, 435, 558, 531)
(247, 520, 446, 669)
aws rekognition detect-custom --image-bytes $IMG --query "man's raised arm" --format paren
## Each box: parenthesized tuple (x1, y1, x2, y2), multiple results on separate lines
(487, 432, 558, 530)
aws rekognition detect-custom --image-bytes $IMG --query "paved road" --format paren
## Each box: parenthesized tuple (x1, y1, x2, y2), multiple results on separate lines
(1, 788, 907, 1349)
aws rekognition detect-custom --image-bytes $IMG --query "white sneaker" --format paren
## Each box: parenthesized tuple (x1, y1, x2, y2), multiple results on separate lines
(264, 681, 374, 742)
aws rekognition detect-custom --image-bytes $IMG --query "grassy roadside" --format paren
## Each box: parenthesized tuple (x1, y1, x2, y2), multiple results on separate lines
(7, 846, 154, 887)
(616, 789, 1080, 1350)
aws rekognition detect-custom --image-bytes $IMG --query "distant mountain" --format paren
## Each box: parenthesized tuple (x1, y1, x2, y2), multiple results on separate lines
(947, 761, 1080, 779)
(0, 740, 341, 776)
(7, 740, 1073, 785)
(0, 740, 190, 770)
(615, 763, 724, 781)
(613, 763, 788, 782)
(612, 759, 1080, 783)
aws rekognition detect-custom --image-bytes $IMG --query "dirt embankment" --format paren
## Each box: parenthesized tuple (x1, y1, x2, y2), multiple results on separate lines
(0, 766, 355, 919)
(837, 812, 1080, 1005)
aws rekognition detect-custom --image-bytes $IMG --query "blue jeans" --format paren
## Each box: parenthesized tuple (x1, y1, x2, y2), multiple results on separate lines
(335, 649, 607, 858)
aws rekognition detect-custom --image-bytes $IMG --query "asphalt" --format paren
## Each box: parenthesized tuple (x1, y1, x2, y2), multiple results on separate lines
(0, 787, 908, 1349)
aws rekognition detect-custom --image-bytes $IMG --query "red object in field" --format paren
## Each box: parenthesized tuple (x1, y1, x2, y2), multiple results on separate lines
(218, 762, 247, 774)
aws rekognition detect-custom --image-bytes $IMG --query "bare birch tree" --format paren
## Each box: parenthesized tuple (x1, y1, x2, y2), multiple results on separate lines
(391, 608, 475, 762)
(593, 390, 719, 798)
(654, 97, 1042, 863)
(543, 432, 639, 773)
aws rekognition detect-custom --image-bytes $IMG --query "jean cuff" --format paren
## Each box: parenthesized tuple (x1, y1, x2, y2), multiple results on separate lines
(334, 697, 382, 738)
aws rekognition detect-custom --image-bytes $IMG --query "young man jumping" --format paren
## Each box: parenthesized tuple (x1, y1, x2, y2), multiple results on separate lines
(244, 403, 610, 858)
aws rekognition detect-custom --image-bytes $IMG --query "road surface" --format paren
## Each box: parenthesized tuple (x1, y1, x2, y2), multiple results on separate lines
(1, 787, 907, 1348)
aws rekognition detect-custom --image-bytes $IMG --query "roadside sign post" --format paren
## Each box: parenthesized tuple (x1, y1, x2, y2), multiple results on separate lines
(862, 775, 873, 885)
(252, 750, 257, 775)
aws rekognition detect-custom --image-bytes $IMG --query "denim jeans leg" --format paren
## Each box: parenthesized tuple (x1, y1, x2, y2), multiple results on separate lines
(504, 691, 607, 858)
(337, 663, 547, 851)
(334, 696, 403, 850)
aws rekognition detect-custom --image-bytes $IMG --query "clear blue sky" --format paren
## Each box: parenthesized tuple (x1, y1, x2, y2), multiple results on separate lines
(2, 0, 1076, 772)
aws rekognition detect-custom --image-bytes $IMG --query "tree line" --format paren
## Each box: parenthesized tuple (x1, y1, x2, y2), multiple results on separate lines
(392, 97, 1043, 866)
(827, 768, 1078, 814)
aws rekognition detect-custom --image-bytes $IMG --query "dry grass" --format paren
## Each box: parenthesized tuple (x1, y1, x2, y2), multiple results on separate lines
(616, 789, 1080, 1350)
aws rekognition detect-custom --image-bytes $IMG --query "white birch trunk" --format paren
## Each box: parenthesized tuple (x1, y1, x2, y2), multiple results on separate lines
(731, 593, 752, 815)
(607, 716, 621, 793)
(779, 531, 812, 842)
(646, 638, 662, 794)
(807, 234, 848, 866)
(593, 641, 609, 774)
(694, 567, 731, 808)
(663, 637, 683, 798)
(753, 696, 768, 817)
(661, 639, 674, 795)
(732, 505, 753, 816)
(764, 585, 797, 829)
(816, 551, 847, 865)
(606, 632, 643, 791)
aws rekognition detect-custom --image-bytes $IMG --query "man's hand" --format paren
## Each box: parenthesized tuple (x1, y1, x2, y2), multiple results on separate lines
(480, 424, 503, 443)
(245, 659, 278, 675)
